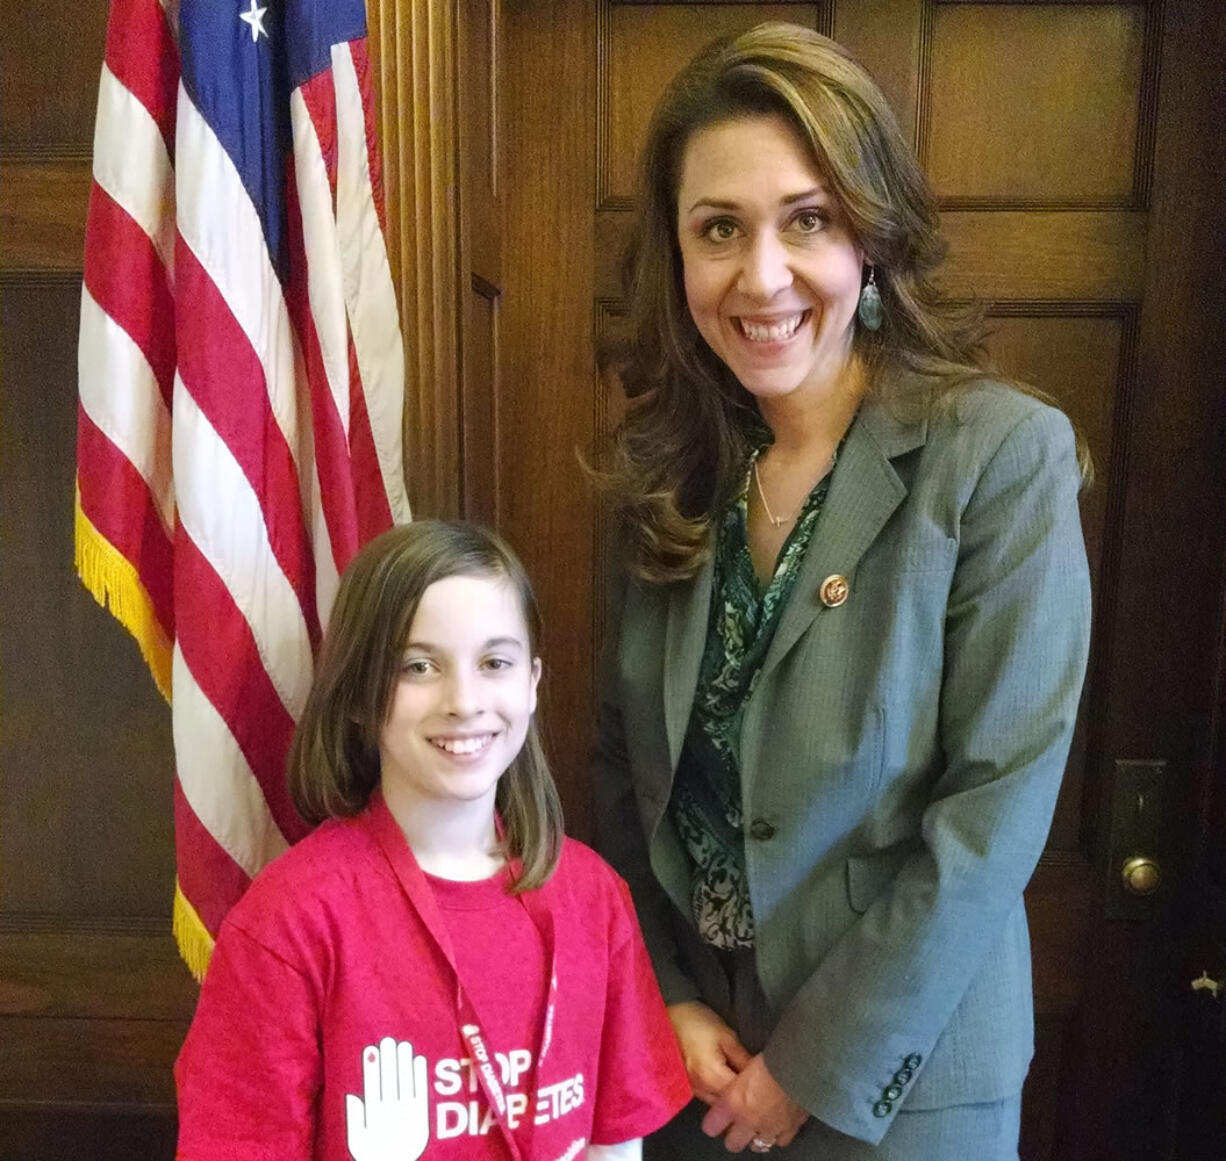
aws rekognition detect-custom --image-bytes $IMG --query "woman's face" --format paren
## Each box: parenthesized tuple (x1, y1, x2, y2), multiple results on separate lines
(676, 114, 863, 407)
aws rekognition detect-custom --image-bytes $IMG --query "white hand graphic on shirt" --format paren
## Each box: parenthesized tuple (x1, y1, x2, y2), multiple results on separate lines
(346, 1037, 430, 1161)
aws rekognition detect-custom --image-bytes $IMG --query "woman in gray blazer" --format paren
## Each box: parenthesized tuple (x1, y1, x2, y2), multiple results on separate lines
(592, 23, 1091, 1160)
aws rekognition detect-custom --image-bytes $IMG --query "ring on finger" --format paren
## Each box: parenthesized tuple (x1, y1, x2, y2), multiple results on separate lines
(751, 1138, 774, 1153)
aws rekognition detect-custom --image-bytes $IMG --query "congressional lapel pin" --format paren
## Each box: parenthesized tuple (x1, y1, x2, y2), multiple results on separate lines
(819, 574, 849, 608)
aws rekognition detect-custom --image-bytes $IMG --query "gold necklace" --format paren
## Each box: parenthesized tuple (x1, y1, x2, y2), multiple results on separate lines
(752, 448, 838, 529)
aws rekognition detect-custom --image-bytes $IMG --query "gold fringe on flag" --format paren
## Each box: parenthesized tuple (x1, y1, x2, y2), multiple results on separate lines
(173, 879, 215, 981)
(74, 485, 173, 703)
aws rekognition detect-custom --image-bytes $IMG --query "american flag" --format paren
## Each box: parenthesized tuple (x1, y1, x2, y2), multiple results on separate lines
(75, 0, 410, 978)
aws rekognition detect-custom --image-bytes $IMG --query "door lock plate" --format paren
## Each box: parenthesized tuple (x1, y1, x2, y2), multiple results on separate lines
(1106, 760, 1166, 921)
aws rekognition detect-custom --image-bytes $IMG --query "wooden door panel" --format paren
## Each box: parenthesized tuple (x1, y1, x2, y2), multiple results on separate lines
(0, 1017, 182, 1107)
(924, 4, 1147, 204)
(604, 4, 820, 206)
(0, 1110, 178, 1160)
(982, 309, 1128, 584)
(0, 3, 108, 154)
(0, 923, 198, 1021)
(0, 279, 176, 919)
(0, 162, 91, 271)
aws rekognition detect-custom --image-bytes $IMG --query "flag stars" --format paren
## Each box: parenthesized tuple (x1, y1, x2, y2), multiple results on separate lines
(239, 0, 268, 43)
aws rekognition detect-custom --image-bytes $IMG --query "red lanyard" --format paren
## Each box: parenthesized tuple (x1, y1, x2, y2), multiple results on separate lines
(368, 798, 559, 1161)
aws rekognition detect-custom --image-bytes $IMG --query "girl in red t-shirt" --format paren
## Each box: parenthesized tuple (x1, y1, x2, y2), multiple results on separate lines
(176, 520, 690, 1161)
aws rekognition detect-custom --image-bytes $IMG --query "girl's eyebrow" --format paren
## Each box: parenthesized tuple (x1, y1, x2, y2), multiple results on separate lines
(402, 636, 526, 653)
(685, 186, 830, 215)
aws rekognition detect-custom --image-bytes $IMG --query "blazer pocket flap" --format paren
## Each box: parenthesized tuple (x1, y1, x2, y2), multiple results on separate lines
(845, 850, 911, 913)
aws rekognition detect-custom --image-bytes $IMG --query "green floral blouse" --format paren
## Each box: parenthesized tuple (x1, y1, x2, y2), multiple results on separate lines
(669, 445, 836, 949)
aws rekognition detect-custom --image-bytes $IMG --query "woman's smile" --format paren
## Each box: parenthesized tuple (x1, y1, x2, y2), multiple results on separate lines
(735, 309, 811, 344)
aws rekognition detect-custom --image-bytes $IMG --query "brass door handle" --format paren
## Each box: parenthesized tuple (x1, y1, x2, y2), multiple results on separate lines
(1120, 855, 1162, 895)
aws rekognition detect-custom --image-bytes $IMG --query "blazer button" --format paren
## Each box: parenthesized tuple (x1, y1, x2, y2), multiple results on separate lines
(872, 1100, 892, 1118)
(883, 1084, 903, 1101)
(904, 1053, 923, 1070)
(749, 819, 776, 842)
(893, 1068, 913, 1085)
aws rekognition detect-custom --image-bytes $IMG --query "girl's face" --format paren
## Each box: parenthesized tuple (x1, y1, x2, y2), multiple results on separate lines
(676, 114, 864, 407)
(378, 573, 540, 815)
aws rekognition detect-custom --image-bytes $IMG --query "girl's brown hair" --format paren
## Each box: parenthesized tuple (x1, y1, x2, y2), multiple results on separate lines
(602, 22, 1087, 582)
(288, 520, 563, 891)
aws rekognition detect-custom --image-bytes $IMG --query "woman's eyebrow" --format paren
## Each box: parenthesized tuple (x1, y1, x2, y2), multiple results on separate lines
(685, 186, 830, 215)
(686, 197, 739, 214)
(780, 186, 829, 205)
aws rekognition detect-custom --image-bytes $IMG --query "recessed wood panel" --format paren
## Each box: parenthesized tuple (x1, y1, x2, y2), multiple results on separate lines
(594, 302, 631, 446)
(0, 161, 92, 272)
(1024, 854, 1092, 1159)
(925, 3, 1145, 205)
(0, 1109, 176, 1160)
(1027, 854, 1094, 1017)
(0, 278, 175, 917)
(982, 310, 1125, 583)
(0, 2, 108, 158)
(833, 0, 924, 148)
(0, 923, 197, 1022)
(462, 281, 501, 526)
(1022, 1013, 1069, 1161)
(459, 0, 502, 287)
(601, 3, 821, 206)
(941, 210, 1145, 300)
(0, 1017, 185, 1108)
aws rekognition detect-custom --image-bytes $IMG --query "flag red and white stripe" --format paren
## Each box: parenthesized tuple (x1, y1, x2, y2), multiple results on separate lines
(76, 0, 409, 977)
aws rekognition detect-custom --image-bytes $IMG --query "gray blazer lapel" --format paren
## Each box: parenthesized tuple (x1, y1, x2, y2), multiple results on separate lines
(663, 552, 714, 771)
(760, 400, 927, 682)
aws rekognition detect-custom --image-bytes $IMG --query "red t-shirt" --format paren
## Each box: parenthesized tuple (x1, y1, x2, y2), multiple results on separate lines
(175, 797, 690, 1160)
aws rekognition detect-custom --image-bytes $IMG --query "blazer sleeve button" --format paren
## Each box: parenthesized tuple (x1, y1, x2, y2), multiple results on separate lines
(872, 1100, 892, 1118)
(904, 1053, 923, 1070)
(749, 819, 776, 841)
(883, 1084, 903, 1101)
(893, 1068, 913, 1085)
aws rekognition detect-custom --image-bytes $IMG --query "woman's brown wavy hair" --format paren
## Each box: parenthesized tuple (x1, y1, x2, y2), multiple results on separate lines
(600, 22, 1087, 583)
(288, 520, 563, 892)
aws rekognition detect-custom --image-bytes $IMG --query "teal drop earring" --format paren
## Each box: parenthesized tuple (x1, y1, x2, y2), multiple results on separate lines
(858, 265, 882, 332)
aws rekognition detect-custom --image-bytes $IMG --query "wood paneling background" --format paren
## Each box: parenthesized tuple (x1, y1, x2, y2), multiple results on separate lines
(0, 5, 188, 1153)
